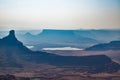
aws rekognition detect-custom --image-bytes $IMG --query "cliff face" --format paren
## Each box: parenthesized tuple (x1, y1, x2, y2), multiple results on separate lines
(0, 30, 120, 73)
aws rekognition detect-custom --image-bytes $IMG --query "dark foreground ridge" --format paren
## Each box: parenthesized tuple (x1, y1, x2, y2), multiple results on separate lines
(85, 41, 120, 51)
(0, 30, 120, 73)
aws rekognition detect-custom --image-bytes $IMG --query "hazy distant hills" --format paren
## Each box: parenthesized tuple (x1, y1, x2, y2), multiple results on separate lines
(74, 30, 120, 42)
(0, 30, 120, 73)
(38, 30, 98, 43)
(0, 29, 120, 50)
(85, 41, 120, 51)
(18, 30, 99, 49)
(13, 29, 119, 50)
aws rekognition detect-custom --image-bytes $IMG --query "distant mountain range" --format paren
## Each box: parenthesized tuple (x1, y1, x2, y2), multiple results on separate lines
(0, 30, 120, 73)
(85, 41, 120, 51)
(18, 30, 99, 50)
(0, 29, 120, 50)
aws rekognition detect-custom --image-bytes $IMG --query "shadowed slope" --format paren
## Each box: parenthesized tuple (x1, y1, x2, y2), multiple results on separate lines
(85, 41, 120, 51)
(0, 30, 120, 73)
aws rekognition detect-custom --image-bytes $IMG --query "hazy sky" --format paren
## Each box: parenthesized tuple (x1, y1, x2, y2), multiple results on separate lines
(0, 0, 120, 30)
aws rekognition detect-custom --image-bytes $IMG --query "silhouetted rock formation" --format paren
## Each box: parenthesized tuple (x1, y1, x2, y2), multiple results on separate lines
(0, 30, 120, 73)
(0, 30, 23, 46)
(85, 41, 120, 51)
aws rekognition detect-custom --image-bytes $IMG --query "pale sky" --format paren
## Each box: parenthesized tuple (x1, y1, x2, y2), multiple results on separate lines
(0, 0, 120, 30)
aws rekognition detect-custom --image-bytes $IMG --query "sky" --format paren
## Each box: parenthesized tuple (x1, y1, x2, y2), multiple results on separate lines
(0, 0, 120, 30)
